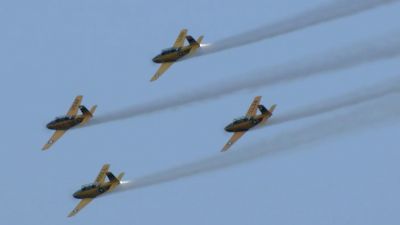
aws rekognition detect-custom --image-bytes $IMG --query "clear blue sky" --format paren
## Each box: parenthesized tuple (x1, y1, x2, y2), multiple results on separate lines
(1, 0, 400, 224)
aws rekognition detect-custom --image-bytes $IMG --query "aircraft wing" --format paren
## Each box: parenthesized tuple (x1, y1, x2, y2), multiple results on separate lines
(67, 95, 83, 117)
(221, 131, 245, 152)
(95, 164, 110, 184)
(150, 63, 173, 81)
(173, 29, 188, 48)
(68, 198, 93, 217)
(42, 130, 66, 151)
(246, 96, 262, 117)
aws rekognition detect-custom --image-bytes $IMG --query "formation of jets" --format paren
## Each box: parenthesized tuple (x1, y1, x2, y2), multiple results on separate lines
(41, 29, 277, 217)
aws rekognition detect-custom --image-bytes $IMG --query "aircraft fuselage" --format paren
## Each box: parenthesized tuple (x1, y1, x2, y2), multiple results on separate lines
(225, 114, 269, 132)
(152, 46, 193, 63)
(46, 116, 84, 130)
(73, 182, 113, 199)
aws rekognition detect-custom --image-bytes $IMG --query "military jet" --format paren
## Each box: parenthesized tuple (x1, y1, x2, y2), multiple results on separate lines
(150, 29, 204, 81)
(222, 96, 276, 152)
(42, 95, 97, 150)
(68, 164, 124, 217)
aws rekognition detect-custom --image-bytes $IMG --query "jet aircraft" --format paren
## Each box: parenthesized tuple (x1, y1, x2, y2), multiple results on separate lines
(42, 95, 97, 150)
(222, 96, 276, 152)
(150, 29, 204, 81)
(68, 164, 124, 217)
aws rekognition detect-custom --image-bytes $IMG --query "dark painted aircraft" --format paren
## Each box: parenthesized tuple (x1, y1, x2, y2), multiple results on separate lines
(68, 164, 124, 217)
(42, 95, 97, 150)
(222, 96, 276, 152)
(150, 29, 204, 81)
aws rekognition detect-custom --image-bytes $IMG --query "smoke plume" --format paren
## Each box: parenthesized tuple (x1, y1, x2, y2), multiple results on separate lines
(194, 0, 399, 56)
(88, 31, 400, 126)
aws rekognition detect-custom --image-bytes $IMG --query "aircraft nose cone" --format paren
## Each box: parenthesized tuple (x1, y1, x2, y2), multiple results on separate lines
(73, 191, 80, 199)
(46, 122, 53, 129)
(225, 124, 233, 132)
(152, 56, 160, 63)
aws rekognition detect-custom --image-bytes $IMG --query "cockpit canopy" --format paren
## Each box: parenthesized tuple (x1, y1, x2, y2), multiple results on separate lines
(80, 182, 99, 191)
(161, 47, 180, 55)
(232, 116, 251, 124)
(54, 116, 74, 122)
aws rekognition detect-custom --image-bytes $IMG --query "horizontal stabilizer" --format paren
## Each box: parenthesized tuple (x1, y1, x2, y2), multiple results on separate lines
(89, 105, 97, 115)
(269, 104, 277, 113)
(117, 172, 124, 181)
(196, 35, 204, 45)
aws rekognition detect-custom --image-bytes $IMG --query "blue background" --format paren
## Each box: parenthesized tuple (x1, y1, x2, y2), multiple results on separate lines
(1, 0, 399, 224)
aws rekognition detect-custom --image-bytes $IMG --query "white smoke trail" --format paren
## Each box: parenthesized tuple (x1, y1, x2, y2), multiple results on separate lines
(87, 30, 400, 127)
(194, 0, 400, 56)
(262, 76, 400, 128)
(112, 94, 400, 194)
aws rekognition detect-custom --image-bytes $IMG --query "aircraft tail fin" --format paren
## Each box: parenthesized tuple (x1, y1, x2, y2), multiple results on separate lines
(106, 172, 119, 183)
(80, 105, 97, 125)
(106, 172, 124, 184)
(107, 172, 124, 192)
(186, 35, 204, 47)
(258, 104, 277, 116)
(186, 35, 197, 46)
(79, 105, 93, 117)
